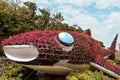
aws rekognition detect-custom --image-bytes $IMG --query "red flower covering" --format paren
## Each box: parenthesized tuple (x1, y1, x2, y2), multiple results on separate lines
(1, 30, 120, 75)
(0, 30, 110, 59)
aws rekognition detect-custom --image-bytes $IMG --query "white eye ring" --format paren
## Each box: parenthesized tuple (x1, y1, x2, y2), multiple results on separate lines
(57, 32, 74, 46)
(57, 32, 74, 51)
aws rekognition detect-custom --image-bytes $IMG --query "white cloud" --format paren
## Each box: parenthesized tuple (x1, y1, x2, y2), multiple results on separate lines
(59, 5, 81, 17)
(95, 0, 113, 9)
(104, 12, 120, 46)
(54, 0, 94, 7)
(54, 0, 120, 9)
(105, 12, 120, 30)
(22, 0, 120, 9)
(71, 14, 101, 28)
(95, 0, 120, 9)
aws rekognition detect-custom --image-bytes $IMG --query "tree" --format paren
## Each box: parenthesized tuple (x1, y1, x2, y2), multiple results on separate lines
(37, 8, 51, 30)
(23, 1, 38, 28)
(0, 0, 35, 41)
(37, 8, 83, 32)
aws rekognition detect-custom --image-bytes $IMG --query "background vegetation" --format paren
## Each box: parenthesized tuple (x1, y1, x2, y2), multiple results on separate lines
(2, 63, 24, 80)
(66, 70, 115, 80)
(2, 62, 38, 80)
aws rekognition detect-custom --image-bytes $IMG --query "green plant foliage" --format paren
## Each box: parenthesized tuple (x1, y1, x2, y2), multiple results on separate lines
(106, 52, 120, 65)
(2, 62, 38, 80)
(114, 52, 120, 64)
(2, 62, 24, 80)
(66, 70, 115, 80)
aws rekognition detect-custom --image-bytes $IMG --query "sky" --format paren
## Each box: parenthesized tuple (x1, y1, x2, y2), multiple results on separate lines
(21, 0, 120, 50)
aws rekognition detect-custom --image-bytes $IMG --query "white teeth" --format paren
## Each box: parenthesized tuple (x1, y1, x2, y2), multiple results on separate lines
(90, 62, 120, 78)
(3, 45, 39, 62)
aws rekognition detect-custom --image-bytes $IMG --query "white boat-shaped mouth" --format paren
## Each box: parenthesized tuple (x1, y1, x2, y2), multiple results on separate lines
(3, 45, 39, 62)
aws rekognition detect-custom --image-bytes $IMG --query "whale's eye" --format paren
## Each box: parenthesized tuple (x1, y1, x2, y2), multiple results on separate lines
(57, 32, 74, 46)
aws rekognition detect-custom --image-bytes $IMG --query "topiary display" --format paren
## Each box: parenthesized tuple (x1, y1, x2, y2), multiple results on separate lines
(1, 30, 120, 79)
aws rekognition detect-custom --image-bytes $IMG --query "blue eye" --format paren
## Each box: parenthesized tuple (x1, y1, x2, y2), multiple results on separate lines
(58, 32, 74, 46)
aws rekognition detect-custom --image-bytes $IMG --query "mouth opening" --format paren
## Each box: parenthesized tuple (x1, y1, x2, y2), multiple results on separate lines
(3, 45, 39, 62)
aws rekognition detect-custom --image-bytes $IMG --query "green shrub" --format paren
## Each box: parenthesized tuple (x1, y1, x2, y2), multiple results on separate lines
(2, 62, 24, 80)
(114, 52, 120, 64)
(2, 62, 38, 80)
(106, 53, 120, 65)
(66, 70, 115, 80)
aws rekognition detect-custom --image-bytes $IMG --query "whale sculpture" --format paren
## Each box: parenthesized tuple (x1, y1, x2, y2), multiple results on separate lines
(1, 30, 119, 78)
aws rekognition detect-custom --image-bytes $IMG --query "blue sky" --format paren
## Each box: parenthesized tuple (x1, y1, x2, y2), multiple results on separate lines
(21, 0, 120, 50)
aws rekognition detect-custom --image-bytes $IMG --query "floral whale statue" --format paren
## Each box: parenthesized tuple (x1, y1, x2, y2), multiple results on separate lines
(1, 29, 119, 78)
